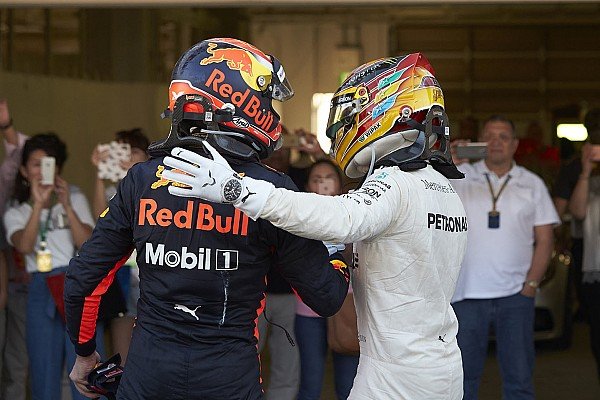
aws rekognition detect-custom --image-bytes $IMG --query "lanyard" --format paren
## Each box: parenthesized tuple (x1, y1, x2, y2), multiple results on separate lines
(39, 206, 53, 248)
(484, 173, 511, 212)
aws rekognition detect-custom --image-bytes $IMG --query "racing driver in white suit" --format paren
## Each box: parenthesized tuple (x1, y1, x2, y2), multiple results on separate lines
(162, 53, 468, 399)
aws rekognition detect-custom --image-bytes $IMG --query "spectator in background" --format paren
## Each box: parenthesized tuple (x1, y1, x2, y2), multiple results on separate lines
(553, 122, 600, 324)
(558, 137, 576, 164)
(263, 126, 328, 190)
(566, 108, 600, 382)
(257, 126, 301, 400)
(257, 127, 331, 399)
(451, 115, 559, 400)
(3, 133, 102, 400)
(514, 121, 560, 187)
(295, 159, 358, 400)
(91, 128, 151, 217)
(91, 128, 150, 364)
(0, 99, 29, 400)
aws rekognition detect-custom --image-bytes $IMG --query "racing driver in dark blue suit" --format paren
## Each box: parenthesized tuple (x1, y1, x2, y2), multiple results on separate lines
(64, 38, 349, 400)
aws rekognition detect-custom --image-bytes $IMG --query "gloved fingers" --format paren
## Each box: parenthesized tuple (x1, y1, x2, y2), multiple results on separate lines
(201, 140, 229, 167)
(170, 147, 207, 166)
(168, 185, 196, 198)
(163, 154, 202, 175)
(169, 145, 230, 171)
(160, 168, 198, 188)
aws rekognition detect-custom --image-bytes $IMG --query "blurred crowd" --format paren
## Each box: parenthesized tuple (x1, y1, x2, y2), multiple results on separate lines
(0, 99, 152, 400)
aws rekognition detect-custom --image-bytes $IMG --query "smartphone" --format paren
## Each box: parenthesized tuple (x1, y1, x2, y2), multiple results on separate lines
(455, 142, 488, 159)
(40, 156, 56, 185)
(591, 145, 600, 162)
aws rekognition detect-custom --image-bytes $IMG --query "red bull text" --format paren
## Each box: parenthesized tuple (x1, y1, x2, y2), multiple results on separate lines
(138, 198, 249, 236)
(205, 68, 275, 133)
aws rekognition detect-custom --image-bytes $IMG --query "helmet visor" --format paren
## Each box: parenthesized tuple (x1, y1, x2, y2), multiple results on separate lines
(325, 95, 362, 140)
(270, 56, 294, 101)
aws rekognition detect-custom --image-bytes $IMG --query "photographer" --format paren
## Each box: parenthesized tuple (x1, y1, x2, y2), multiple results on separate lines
(566, 108, 600, 382)
(4, 133, 100, 400)
(450, 115, 558, 400)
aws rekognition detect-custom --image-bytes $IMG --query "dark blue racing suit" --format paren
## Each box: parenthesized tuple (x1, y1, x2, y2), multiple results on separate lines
(64, 156, 349, 400)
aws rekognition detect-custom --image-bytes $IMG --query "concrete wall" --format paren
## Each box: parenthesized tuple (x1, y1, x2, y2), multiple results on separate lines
(251, 17, 390, 131)
(0, 71, 169, 197)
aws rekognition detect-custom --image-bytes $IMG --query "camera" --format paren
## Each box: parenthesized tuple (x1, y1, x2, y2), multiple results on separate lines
(455, 142, 488, 160)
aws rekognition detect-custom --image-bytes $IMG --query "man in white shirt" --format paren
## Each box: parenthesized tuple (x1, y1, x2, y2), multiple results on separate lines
(451, 115, 559, 400)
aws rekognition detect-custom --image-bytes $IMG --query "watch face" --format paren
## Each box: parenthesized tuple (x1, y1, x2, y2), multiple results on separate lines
(223, 177, 243, 203)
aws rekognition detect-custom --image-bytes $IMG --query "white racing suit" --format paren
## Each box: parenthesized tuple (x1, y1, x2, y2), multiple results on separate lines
(259, 165, 468, 399)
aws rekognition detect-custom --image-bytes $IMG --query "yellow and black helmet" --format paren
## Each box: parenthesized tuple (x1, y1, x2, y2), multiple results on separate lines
(326, 53, 456, 178)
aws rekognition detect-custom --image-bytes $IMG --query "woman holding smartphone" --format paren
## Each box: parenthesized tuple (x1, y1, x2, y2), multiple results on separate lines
(3, 133, 101, 400)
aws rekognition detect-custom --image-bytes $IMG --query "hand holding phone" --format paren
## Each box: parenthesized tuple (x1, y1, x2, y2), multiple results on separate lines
(97, 141, 131, 183)
(40, 156, 56, 185)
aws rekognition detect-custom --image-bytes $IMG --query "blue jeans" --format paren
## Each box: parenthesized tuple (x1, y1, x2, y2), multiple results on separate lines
(295, 315, 359, 400)
(27, 268, 105, 400)
(453, 293, 535, 400)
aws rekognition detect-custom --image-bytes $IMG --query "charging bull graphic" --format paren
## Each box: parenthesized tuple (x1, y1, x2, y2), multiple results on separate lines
(200, 41, 273, 93)
(201, 43, 254, 76)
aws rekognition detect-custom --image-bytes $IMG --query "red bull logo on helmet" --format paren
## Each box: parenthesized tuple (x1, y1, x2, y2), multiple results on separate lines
(200, 42, 273, 93)
(205, 68, 276, 135)
(166, 79, 278, 145)
(201, 43, 254, 76)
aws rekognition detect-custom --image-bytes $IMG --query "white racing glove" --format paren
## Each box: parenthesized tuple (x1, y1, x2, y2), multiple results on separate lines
(161, 141, 275, 220)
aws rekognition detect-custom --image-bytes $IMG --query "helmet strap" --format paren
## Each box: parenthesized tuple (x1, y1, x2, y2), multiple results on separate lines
(374, 106, 464, 179)
(149, 94, 236, 157)
(419, 105, 451, 163)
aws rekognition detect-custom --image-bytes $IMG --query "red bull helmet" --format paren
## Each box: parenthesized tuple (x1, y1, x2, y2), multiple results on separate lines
(326, 53, 462, 179)
(149, 38, 294, 160)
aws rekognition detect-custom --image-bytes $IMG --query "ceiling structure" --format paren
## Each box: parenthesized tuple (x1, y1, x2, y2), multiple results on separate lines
(1, 1, 598, 145)
(2, 0, 600, 6)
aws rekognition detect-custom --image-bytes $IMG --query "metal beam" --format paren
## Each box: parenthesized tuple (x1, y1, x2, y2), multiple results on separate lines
(2, 0, 600, 7)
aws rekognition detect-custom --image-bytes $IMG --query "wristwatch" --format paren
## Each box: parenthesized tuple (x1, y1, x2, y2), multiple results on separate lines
(525, 280, 540, 289)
